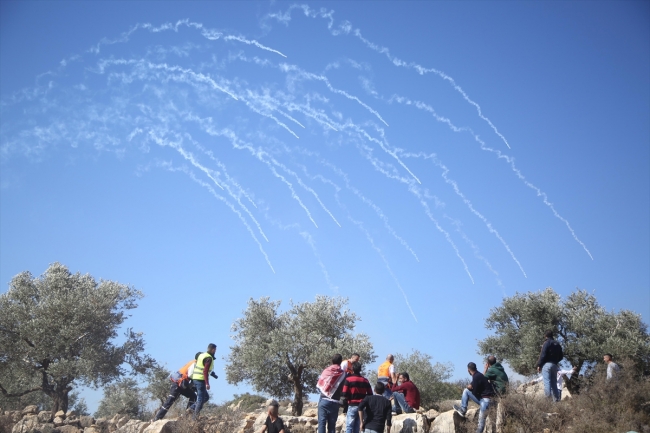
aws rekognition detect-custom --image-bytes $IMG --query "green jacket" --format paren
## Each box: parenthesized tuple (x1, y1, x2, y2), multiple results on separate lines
(485, 363, 509, 395)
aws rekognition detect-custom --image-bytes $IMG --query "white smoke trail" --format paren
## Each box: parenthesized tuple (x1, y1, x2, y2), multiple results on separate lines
(159, 161, 275, 273)
(347, 215, 418, 322)
(263, 4, 511, 149)
(390, 95, 594, 260)
(401, 151, 527, 277)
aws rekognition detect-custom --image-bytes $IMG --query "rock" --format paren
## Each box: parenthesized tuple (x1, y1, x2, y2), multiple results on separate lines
(84, 427, 102, 433)
(59, 426, 82, 433)
(141, 419, 176, 433)
(55, 410, 66, 419)
(41, 424, 59, 433)
(335, 413, 346, 433)
(429, 409, 471, 433)
(252, 411, 268, 432)
(22, 405, 39, 415)
(66, 411, 78, 418)
(423, 409, 440, 422)
(38, 411, 53, 423)
(116, 416, 129, 428)
(303, 408, 317, 418)
(54, 416, 66, 426)
(392, 413, 429, 433)
(11, 414, 39, 433)
(64, 418, 82, 428)
(79, 416, 94, 428)
(11, 411, 23, 422)
(116, 419, 145, 433)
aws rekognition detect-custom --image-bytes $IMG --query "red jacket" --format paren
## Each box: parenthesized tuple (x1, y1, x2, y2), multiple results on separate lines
(391, 380, 420, 409)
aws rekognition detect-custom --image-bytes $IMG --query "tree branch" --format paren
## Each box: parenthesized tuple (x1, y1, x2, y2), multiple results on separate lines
(0, 382, 42, 398)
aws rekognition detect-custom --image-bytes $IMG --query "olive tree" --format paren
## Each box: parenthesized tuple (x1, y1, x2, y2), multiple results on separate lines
(226, 296, 375, 415)
(0, 263, 154, 413)
(478, 287, 650, 394)
(94, 378, 147, 419)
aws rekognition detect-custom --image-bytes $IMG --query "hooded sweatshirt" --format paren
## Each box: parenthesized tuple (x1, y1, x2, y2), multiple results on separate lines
(484, 362, 509, 395)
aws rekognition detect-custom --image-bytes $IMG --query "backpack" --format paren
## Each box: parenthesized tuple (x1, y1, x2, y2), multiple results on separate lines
(548, 340, 564, 363)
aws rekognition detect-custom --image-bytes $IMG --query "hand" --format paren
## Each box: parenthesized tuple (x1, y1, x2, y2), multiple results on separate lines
(537, 367, 541, 373)
(206, 384, 210, 390)
(467, 384, 473, 390)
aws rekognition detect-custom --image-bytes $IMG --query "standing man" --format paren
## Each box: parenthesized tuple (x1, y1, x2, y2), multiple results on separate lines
(192, 343, 218, 419)
(390, 373, 420, 414)
(153, 356, 199, 420)
(341, 353, 361, 376)
(536, 330, 564, 402)
(604, 353, 620, 380)
(483, 356, 509, 396)
(453, 362, 495, 433)
(341, 362, 372, 433)
(316, 354, 346, 433)
(377, 354, 398, 398)
(358, 382, 392, 433)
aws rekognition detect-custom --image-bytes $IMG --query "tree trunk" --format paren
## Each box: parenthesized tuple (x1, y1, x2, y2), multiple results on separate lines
(565, 360, 583, 395)
(292, 379, 304, 416)
(50, 389, 70, 414)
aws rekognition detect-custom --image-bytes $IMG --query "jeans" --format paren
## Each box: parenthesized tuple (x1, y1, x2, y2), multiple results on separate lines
(460, 388, 491, 433)
(377, 378, 393, 399)
(391, 392, 414, 414)
(318, 397, 340, 433)
(346, 405, 360, 433)
(542, 363, 560, 402)
(193, 380, 209, 419)
(363, 430, 380, 433)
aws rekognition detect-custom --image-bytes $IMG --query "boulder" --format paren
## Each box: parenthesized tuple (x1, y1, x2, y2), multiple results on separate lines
(141, 420, 176, 433)
(11, 411, 23, 423)
(303, 408, 318, 418)
(38, 411, 53, 423)
(40, 424, 59, 433)
(84, 427, 102, 433)
(79, 416, 94, 428)
(423, 409, 439, 423)
(252, 411, 268, 432)
(66, 411, 77, 418)
(391, 413, 429, 433)
(22, 405, 39, 415)
(116, 416, 129, 428)
(58, 425, 82, 433)
(53, 416, 65, 426)
(55, 411, 66, 419)
(11, 414, 39, 433)
(116, 419, 146, 433)
(429, 409, 478, 433)
(335, 413, 346, 433)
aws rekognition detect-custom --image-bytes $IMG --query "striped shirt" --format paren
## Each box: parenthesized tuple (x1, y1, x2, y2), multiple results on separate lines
(341, 374, 373, 406)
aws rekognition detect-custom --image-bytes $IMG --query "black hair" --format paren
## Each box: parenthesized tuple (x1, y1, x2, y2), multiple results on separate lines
(487, 355, 497, 366)
(400, 372, 410, 381)
(544, 330, 554, 339)
(332, 353, 343, 365)
(604, 353, 613, 359)
(208, 343, 217, 350)
(374, 382, 385, 395)
(352, 362, 362, 375)
(468, 362, 477, 372)
(351, 353, 360, 358)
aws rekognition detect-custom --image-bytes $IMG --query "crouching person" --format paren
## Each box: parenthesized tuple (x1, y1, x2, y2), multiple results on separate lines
(153, 357, 198, 421)
(453, 362, 495, 433)
(259, 400, 285, 433)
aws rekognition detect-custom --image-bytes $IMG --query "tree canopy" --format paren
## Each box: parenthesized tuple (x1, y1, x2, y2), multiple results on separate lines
(225, 296, 375, 415)
(478, 287, 650, 393)
(0, 263, 154, 412)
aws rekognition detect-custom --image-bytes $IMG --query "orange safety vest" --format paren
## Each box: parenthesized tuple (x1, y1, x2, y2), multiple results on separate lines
(378, 360, 393, 378)
(343, 360, 354, 375)
(175, 360, 196, 384)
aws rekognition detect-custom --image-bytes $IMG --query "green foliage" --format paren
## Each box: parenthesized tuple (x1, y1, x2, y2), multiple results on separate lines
(226, 296, 375, 415)
(478, 287, 650, 393)
(227, 393, 267, 412)
(94, 378, 147, 419)
(0, 262, 154, 413)
(144, 363, 172, 405)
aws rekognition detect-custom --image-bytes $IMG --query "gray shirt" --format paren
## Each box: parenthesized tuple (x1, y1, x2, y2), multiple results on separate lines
(606, 362, 620, 380)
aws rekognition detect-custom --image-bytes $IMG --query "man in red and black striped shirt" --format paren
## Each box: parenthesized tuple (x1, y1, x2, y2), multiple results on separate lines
(341, 362, 373, 433)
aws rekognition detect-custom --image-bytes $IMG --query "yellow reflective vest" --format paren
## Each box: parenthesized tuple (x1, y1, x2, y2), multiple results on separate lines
(191, 352, 214, 381)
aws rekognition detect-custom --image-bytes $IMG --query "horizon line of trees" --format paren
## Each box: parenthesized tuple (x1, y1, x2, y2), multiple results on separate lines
(1, 263, 648, 416)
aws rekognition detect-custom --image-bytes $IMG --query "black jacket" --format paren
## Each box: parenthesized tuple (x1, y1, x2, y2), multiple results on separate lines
(470, 371, 495, 399)
(537, 339, 563, 367)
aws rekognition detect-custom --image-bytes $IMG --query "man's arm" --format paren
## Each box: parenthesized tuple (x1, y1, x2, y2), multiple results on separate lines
(203, 357, 212, 389)
(536, 341, 549, 373)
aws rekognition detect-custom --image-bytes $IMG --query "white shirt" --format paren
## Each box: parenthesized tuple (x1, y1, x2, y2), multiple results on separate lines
(532, 368, 574, 391)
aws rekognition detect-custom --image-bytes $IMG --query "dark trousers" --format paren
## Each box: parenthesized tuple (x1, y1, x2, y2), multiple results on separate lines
(154, 380, 197, 420)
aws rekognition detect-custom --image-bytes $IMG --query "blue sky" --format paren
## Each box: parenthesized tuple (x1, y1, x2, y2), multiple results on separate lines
(1, 1, 648, 411)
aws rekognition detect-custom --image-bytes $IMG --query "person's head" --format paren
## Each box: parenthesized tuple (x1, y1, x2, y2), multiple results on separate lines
(544, 330, 554, 340)
(487, 355, 497, 366)
(398, 372, 410, 383)
(467, 362, 477, 375)
(207, 343, 217, 356)
(604, 353, 613, 363)
(350, 353, 360, 363)
(332, 353, 343, 365)
(386, 354, 394, 363)
(195, 352, 202, 360)
(374, 382, 385, 395)
(267, 400, 279, 416)
(352, 362, 362, 375)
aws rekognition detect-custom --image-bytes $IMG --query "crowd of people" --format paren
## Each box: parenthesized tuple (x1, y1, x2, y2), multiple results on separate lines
(155, 331, 621, 433)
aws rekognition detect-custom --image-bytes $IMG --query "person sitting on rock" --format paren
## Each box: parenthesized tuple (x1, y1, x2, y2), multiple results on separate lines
(341, 361, 373, 433)
(358, 382, 392, 433)
(389, 372, 420, 414)
(453, 362, 495, 433)
(153, 353, 201, 421)
(259, 400, 285, 433)
(483, 356, 509, 396)
(377, 354, 398, 399)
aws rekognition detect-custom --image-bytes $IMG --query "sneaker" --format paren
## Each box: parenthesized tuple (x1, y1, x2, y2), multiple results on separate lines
(453, 404, 466, 418)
